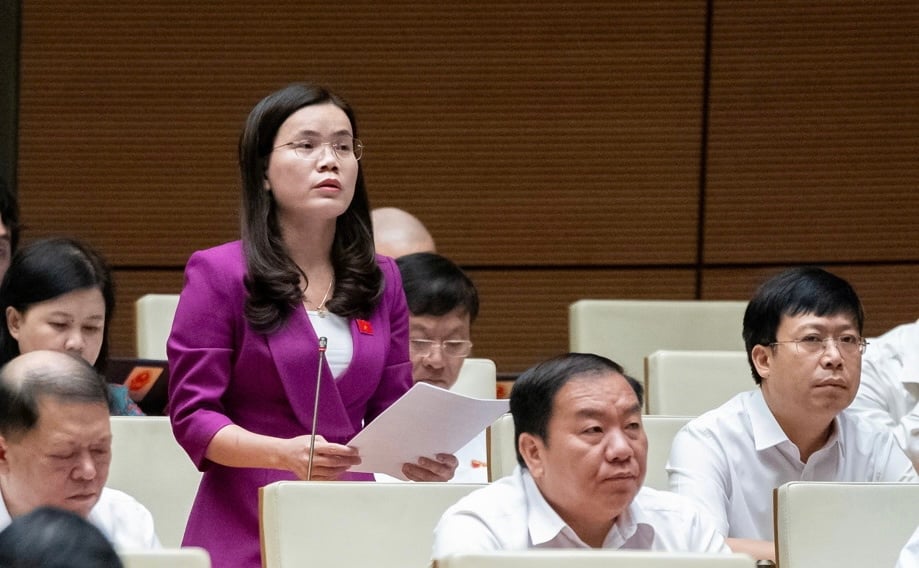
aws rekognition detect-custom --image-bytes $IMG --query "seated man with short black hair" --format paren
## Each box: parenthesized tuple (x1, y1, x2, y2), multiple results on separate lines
(432, 353, 729, 557)
(667, 267, 917, 562)
(0, 350, 160, 549)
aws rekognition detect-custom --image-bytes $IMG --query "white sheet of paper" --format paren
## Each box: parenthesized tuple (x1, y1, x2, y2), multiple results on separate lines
(348, 382, 509, 480)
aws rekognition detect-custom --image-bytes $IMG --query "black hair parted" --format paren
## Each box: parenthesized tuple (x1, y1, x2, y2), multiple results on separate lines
(396, 252, 479, 321)
(742, 266, 864, 384)
(509, 352, 642, 468)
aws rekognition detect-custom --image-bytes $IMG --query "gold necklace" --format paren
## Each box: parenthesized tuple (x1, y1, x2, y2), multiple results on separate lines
(313, 278, 334, 318)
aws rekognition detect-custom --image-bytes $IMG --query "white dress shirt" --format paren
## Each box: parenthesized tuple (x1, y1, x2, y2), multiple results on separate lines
(895, 523, 919, 568)
(851, 319, 919, 469)
(667, 389, 917, 540)
(0, 487, 161, 550)
(431, 466, 730, 559)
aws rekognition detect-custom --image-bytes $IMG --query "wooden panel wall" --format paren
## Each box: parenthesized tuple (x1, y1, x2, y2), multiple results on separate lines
(16, 1, 919, 373)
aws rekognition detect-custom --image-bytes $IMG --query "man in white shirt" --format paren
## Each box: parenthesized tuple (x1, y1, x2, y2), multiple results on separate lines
(432, 353, 730, 558)
(0, 350, 160, 549)
(667, 267, 917, 563)
(850, 319, 919, 470)
(377, 252, 486, 482)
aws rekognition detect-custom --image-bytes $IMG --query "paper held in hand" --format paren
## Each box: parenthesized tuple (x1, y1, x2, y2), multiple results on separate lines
(348, 382, 509, 480)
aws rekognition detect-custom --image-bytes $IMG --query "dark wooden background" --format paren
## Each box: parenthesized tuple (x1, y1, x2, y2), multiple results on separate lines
(14, 1, 919, 373)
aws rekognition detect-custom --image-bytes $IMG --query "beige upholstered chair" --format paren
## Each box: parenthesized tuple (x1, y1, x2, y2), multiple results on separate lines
(569, 300, 747, 382)
(452, 358, 498, 399)
(487, 412, 688, 492)
(135, 293, 180, 360)
(645, 350, 751, 415)
(487, 412, 516, 482)
(436, 550, 755, 567)
(259, 481, 483, 568)
(107, 417, 202, 548)
(120, 548, 211, 568)
(775, 481, 919, 568)
(642, 415, 692, 491)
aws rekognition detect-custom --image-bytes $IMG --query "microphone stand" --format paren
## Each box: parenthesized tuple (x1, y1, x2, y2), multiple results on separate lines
(307, 336, 327, 481)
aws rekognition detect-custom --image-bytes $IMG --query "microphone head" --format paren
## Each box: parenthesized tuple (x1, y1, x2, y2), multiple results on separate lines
(318, 336, 328, 352)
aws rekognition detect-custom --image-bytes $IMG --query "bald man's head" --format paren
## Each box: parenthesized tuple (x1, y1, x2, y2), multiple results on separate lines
(371, 207, 436, 259)
(0, 350, 110, 439)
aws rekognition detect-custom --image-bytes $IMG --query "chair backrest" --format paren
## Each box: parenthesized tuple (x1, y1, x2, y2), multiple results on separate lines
(119, 548, 211, 568)
(136, 294, 180, 360)
(487, 412, 517, 482)
(260, 481, 482, 568)
(487, 412, 689, 491)
(436, 550, 756, 567)
(107, 417, 202, 548)
(776, 481, 919, 568)
(569, 300, 748, 381)
(452, 358, 498, 399)
(645, 350, 751, 415)
(642, 415, 692, 491)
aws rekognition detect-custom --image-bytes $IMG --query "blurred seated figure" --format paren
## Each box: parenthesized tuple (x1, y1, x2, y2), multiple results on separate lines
(896, 523, 919, 568)
(0, 178, 20, 284)
(850, 318, 919, 470)
(432, 353, 730, 558)
(0, 506, 123, 568)
(377, 252, 483, 482)
(372, 207, 436, 258)
(0, 350, 160, 548)
(0, 237, 143, 415)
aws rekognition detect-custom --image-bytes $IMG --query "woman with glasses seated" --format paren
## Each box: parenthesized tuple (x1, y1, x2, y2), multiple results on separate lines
(166, 83, 457, 568)
(0, 237, 143, 416)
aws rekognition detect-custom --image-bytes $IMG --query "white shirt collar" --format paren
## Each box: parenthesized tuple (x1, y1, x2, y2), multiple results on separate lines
(748, 388, 844, 460)
(521, 468, 650, 548)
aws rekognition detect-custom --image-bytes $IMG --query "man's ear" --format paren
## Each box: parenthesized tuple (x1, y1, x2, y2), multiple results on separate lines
(0, 435, 11, 474)
(751, 344, 772, 382)
(518, 432, 546, 478)
(6, 306, 22, 342)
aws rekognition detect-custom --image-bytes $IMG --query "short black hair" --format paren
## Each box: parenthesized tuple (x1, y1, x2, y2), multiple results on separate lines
(0, 352, 111, 441)
(396, 252, 479, 322)
(509, 352, 642, 468)
(742, 266, 864, 384)
(0, 506, 123, 567)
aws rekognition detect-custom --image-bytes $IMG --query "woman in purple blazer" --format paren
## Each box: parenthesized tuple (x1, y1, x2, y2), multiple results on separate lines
(167, 84, 457, 568)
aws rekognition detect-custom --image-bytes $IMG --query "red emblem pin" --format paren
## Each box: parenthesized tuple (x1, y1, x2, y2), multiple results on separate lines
(357, 319, 374, 335)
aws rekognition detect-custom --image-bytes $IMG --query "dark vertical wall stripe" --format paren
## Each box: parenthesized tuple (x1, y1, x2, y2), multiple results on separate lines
(0, 0, 19, 190)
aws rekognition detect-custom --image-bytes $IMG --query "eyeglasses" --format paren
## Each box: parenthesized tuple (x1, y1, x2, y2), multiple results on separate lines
(410, 339, 473, 358)
(273, 136, 363, 161)
(770, 335, 868, 357)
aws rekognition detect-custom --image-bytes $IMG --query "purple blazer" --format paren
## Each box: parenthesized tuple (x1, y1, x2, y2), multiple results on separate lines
(167, 241, 411, 568)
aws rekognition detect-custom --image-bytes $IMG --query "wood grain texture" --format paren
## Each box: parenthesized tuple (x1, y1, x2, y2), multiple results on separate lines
(704, 1, 919, 263)
(702, 264, 919, 338)
(14, 2, 919, 375)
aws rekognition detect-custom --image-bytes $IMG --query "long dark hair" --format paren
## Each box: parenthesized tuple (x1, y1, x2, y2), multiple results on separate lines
(238, 83, 381, 332)
(0, 237, 116, 373)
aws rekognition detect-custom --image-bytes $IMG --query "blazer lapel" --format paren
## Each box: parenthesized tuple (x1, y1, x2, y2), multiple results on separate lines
(265, 307, 351, 441)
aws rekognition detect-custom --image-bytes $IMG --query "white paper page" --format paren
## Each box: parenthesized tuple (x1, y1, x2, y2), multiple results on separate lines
(348, 382, 509, 480)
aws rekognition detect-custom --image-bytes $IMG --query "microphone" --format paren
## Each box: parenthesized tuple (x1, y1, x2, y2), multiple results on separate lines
(307, 336, 328, 481)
